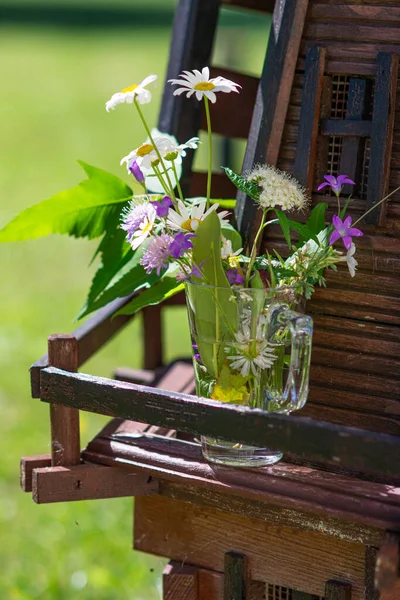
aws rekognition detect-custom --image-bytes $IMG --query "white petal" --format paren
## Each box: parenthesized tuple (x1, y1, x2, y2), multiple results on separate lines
(140, 74, 157, 88)
(195, 90, 204, 101)
(202, 66, 210, 81)
(205, 90, 217, 103)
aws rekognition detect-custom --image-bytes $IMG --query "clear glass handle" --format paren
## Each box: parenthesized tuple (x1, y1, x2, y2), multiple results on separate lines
(267, 304, 313, 413)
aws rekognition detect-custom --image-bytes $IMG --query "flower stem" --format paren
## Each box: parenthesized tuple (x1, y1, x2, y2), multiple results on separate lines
(352, 185, 400, 227)
(171, 160, 185, 203)
(134, 99, 176, 201)
(204, 96, 213, 211)
(245, 209, 267, 286)
(152, 164, 173, 197)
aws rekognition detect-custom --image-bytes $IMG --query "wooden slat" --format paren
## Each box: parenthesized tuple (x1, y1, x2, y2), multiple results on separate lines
(30, 293, 136, 398)
(163, 562, 198, 600)
(158, 0, 220, 195)
(325, 581, 352, 600)
(366, 53, 399, 225)
(200, 69, 259, 139)
(134, 495, 367, 599)
(365, 547, 379, 600)
(40, 367, 400, 478)
(305, 22, 400, 44)
(374, 532, 400, 591)
(320, 119, 372, 137)
(84, 432, 400, 530)
(143, 304, 163, 370)
(294, 45, 326, 190)
(339, 78, 370, 195)
(48, 335, 80, 466)
(235, 0, 309, 246)
(20, 454, 52, 492)
(190, 171, 236, 198)
(32, 463, 158, 504)
(221, 0, 275, 12)
(309, 4, 400, 22)
(224, 552, 246, 600)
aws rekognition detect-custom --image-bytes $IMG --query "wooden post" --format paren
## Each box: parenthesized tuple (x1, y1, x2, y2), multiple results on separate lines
(224, 552, 247, 600)
(375, 532, 400, 591)
(325, 580, 352, 600)
(142, 304, 163, 371)
(48, 334, 80, 466)
(163, 562, 198, 600)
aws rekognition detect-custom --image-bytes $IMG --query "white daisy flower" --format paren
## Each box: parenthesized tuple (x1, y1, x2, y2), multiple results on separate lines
(225, 324, 277, 377)
(169, 67, 241, 104)
(167, 200, 230, 233)
(341, 242, 358, 277)
(248, 164, 308, 212)
(105, 75, 157, 111)
(221, 237, 243, 259)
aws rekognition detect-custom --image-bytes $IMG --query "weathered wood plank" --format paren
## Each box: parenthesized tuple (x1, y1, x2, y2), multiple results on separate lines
(235, 0, 309, 246)
(40, 367, 400, 478)
(339, 78, 370, 196)
(309, 4, 400, 22)
(305, 22, 400, 44)
(374, 532, 400, 591)
(320, 119, 372, 137)
(190, 171, 236, 199)
(48, 335, 80, 466)
(20, 454, 52, 493)
(325, 581, 352, 600)
(293, 46, 326, 190)
(224, 552, 246, 600)
(143, 304, 163, 370)
(158, 0, 220, 195)
(163, 562, 198, 600)
(134, 495, 366, 599)
(221, 0, 275, 12)
(366, 53, 399, 225)
(32, 463, 158, 504)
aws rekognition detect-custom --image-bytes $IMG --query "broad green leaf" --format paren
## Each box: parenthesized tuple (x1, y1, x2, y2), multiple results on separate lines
(222, 167, 261, 201)
(0, 161, 132, 242)
(306, 202, 328, 237)
(77, 242, 162, 319)
(211, 363, 249, 405)
(189, 211, 238, 377)
(221, 223, 243, 252)
(115, 270, 184, 316)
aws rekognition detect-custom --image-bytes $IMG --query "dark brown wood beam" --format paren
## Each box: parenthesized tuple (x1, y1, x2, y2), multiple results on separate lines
(40, 367, 400, 478)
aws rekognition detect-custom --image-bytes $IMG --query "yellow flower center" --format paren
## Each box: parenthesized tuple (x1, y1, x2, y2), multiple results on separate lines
(121, 84, 138, 93)
(181, 218, 200, 232)
(194, 82, 216, 91)
(141, 220, 153, 235)
(136, 143, 154, 157)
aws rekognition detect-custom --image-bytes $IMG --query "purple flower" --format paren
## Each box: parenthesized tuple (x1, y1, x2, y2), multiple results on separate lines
(317, 174, 355, 196)
(176, 261, 205, 282)
(168, 232, 195, 259)
(150, 196, 174, 218)
(140, 233, 174, 275)
(129, 160, 145, 184)
(329, 215, 363, 251)
(226, 268, 245, 285)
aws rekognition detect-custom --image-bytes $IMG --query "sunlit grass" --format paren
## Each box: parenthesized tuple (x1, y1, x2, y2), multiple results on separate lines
(0, 18, 269, 598)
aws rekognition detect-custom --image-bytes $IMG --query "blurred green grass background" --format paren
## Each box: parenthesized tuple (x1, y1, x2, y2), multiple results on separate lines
(0, 5, 270, 598)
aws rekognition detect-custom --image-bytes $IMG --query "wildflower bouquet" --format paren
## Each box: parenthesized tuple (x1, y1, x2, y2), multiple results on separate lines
(1, 67, 395, 466)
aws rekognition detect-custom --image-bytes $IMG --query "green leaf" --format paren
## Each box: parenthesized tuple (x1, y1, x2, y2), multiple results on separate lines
(77, 242, 162, 319)
(221, 223, 243, 252)
(306, 203, 328, 238)
(189, 211, 238, 377)
(0, 161, 132, 242)
(115, 269, 184, 316)
(211, 199, 236, 210)
(222, 167, 261, 201)
(275, 209, 292, 248)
